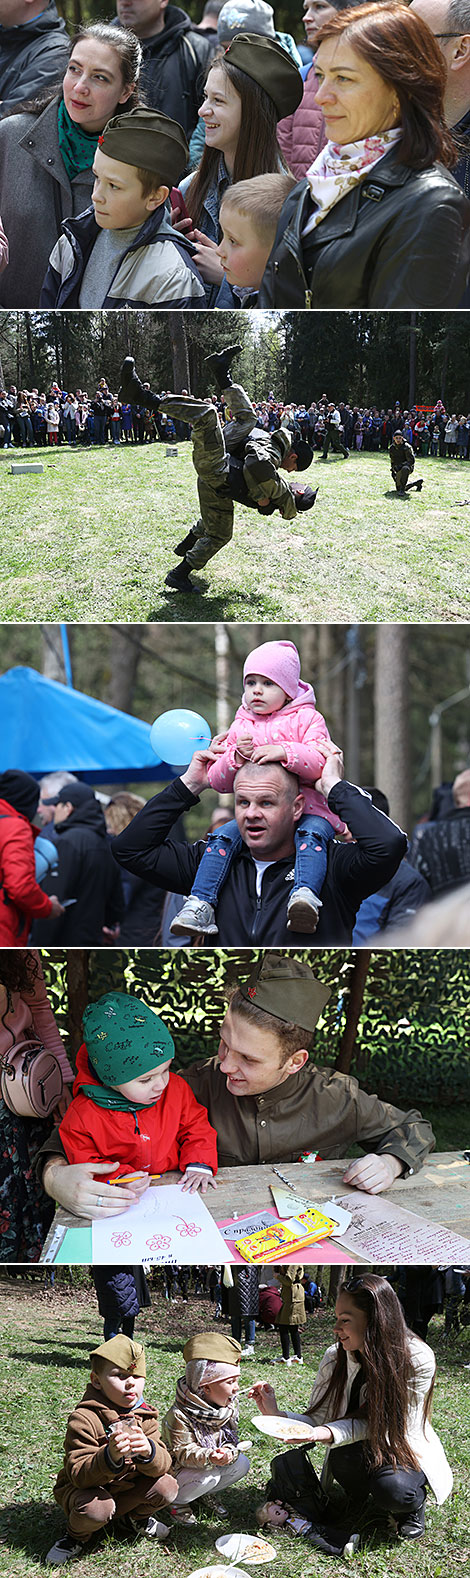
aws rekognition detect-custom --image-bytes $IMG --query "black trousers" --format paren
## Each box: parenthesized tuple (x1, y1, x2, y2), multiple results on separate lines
(393, 463, 412, 491)
(330, 1442, 427, 1517)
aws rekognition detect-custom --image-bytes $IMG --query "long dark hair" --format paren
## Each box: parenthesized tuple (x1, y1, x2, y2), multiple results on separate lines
(313, 2, 456, 170)
(14, 22, 142, 119)
(0, 951, 39, 1003)
(185, 53, 288, 231)
(315, 1273, 435, 1471)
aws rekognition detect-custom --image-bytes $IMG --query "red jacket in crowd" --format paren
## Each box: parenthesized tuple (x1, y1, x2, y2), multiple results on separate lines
(0, 797, 53, 944)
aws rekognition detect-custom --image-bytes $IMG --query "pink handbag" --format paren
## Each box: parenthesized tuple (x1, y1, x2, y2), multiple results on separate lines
(0, 1037, 63, 1119)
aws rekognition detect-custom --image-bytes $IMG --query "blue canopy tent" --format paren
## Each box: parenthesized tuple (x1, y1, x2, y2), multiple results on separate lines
(0, 666, 174, 783)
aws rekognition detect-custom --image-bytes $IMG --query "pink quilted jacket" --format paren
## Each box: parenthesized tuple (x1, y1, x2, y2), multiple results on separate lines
(277, 64, 326, 182)
(207, 681, 346, 833)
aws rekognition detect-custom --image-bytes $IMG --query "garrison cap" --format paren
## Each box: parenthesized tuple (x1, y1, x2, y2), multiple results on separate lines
(82, 992, 175, 1086)
(239, 953, 331, 1031)
(90, 1336, 146, 1375)
(183, 1333, 242, 1363)
(223, 33, 303, 118)
(98, 107, 189, 186)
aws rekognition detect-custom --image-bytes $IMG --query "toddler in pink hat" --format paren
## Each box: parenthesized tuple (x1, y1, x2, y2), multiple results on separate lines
(170, 638, 345, 937)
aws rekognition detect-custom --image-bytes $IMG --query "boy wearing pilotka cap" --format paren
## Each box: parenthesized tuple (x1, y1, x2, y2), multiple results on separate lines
(40, 108, 206, 309)
(46, 1336, 178, 1565)
(58, 991, 218, 1194)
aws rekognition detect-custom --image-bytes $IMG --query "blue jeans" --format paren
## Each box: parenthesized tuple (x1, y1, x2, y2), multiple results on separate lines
(231, 1317, 255, 1345)
(191, 815, 334, 905)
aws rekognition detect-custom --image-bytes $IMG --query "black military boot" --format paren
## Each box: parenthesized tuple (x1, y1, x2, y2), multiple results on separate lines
(119, 357, 161, 413)
(204, 343, 242, 393)
(174, 527, 199, 556)
(165, 558, 200, 593)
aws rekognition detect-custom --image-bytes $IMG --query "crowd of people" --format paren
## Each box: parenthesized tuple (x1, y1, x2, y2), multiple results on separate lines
(2, 1, 470, 308)
(4, 378, 469, 463)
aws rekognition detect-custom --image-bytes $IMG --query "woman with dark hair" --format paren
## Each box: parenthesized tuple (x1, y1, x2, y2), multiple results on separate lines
(259, 1, 470, 306)
(0, 22, 142, 308)
(0, 950, 74, 1262)
(175, 33, 302, 295)
(251, 1273, 452, 1554)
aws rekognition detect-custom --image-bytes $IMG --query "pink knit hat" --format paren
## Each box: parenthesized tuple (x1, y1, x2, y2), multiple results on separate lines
(243, 640, 300, 700)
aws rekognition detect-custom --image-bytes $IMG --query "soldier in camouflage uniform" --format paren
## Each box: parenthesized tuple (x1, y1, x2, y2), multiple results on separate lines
(120, 346, 316, 593)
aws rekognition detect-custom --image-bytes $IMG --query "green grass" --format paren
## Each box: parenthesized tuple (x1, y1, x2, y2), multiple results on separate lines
(2, 446, 469, 621)
(0, 1281, 469, 1578)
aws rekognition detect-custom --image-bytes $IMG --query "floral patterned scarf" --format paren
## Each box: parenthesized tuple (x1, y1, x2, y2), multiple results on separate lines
(303, 130, 402, 236)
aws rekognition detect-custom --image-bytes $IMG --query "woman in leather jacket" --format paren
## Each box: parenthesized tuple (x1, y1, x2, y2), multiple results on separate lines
(258, 1, 470, 308)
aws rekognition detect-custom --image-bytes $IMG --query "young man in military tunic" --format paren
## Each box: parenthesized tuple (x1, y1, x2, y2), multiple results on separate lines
(389, 430, 424, 495)
(119, 345, 317, 592)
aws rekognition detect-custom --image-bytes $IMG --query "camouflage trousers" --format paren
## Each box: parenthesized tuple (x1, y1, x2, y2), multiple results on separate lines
(160, 384, 256, 569)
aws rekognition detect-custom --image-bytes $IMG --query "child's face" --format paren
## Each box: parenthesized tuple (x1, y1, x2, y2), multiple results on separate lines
(63, 39, 134, 136)
(92, 1363, 145, 1409)
(244, 673, 289, 714)
(202, 1374, 239, 1406)
(92, 147, 168, 230)
(199, 65, 242, 162)
(216, 206, 270, 291)
(113, 1059, 172, 1105)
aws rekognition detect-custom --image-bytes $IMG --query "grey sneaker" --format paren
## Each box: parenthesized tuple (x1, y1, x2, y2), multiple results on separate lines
(204, 1495, 229, 1518)
(287, 888, 322, 933)
(45, 1533, 87, 1565)
(170, 897, 219, 936)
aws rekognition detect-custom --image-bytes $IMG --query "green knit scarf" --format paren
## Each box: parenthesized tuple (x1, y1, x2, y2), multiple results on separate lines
(57, 98, 99, 182)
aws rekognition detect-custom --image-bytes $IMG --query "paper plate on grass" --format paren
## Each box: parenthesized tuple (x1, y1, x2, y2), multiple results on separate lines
(251, 1415, 316, 1443)
(216, 1533, 277, 1564)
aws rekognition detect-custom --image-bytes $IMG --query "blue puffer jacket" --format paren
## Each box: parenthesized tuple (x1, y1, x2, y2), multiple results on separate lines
(92, 1268, 141, 1322)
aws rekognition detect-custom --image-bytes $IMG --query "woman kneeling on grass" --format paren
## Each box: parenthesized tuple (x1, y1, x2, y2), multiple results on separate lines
(251, 1273, 452, 1557)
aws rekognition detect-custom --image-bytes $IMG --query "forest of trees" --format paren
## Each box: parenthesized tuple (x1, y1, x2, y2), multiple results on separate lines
(2, 311, 470, 410)
(1, 623, 469, 831)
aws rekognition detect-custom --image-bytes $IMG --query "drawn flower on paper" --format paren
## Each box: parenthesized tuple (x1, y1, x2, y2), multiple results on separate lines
(176, 1217, 202, 1238)
(111, 1231, 132, 1247)
(146, 1234, 171, 1251)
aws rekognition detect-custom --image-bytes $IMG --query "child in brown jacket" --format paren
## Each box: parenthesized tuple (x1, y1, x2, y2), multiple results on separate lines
(46, 1335, 178, 1566)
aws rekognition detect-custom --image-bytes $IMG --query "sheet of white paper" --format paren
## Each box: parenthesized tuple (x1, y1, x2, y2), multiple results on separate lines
(333, 1192, 470, 1265)
(92, 1184, 233, 1265)
(270, 1185, 352, 1235)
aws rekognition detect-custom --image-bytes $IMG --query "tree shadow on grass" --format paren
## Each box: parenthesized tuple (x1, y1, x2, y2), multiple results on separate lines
(7, 1348, 91, 1369)
(0, 1501, 63, 1564)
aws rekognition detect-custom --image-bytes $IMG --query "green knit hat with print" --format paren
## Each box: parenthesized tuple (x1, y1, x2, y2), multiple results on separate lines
(82, 992, 175, 1086)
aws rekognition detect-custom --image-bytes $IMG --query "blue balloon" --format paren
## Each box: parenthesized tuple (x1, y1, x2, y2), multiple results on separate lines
(150, 708, 212, 767)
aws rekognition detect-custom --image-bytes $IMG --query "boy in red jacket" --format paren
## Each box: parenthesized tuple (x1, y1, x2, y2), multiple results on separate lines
(58, 991, 218, 1194)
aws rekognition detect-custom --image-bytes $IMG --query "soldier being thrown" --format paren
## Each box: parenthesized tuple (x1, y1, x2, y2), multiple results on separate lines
(119, 344, 317, 594)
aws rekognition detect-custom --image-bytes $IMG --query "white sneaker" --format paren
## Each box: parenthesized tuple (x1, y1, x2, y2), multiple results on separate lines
(170, 897, 219, 936)
(287, 888, 322, 933)
(273, 1356, 292, 1365)
(241, 1344, 255, 1358)
(291, 1355, 304, 1364)
(45, 1534, 86, 1565)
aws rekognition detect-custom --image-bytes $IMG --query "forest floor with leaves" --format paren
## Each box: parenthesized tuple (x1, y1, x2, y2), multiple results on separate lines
(0, 1278, 469, 1578)
(2, 445, 469, 622)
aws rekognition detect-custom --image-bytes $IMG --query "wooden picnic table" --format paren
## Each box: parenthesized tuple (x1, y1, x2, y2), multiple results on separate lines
(40, 1152, 470, 1261)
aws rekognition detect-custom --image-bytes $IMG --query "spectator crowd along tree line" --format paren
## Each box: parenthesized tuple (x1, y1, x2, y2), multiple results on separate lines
(2, 379, 470, 459)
